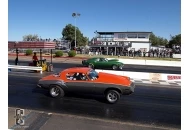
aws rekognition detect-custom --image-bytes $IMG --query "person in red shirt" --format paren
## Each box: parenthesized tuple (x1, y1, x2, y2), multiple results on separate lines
(32, 52, 38, 66)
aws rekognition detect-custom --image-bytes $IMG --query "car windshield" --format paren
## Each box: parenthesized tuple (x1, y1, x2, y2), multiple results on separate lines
(87, 69, 99, 80)
(100, 58, 108, 62)
(104, 58, 108, 61)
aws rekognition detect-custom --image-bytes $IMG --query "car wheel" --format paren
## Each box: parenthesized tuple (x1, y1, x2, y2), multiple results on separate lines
(106, 90, 120, 104)
(112, 65, 117, 70)
(49, 85, 64, 98)
(88, 64, 94, 69)
(118, 65, 123, 70)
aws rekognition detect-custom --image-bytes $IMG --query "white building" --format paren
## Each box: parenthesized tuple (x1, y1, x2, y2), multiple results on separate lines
(89, 31, 152, 55)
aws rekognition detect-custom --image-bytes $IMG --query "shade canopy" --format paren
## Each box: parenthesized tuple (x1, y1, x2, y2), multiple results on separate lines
(8, 41, 56, 49)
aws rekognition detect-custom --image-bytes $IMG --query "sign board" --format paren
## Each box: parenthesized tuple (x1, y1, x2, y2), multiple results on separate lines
(149, 73, 162, 81)
(14, 109, 25, 126)
(167, 75, 181, 80)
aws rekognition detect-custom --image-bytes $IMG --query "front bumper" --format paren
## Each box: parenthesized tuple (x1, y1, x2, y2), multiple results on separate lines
(119, 64, 124, 67)
(122, 82, 135, 95)
(37, 84, 42, 88)
(82, 60, 88, 66)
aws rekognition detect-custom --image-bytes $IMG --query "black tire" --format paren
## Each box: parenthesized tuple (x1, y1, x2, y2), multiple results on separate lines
(88, 63, 94, 69)
(105, 90, 120, 104)
(112, 65, 117, 70)
(49, 85, 64, 98)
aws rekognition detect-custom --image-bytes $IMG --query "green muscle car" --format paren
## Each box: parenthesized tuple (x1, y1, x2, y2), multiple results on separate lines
(82, 57, 124, 70)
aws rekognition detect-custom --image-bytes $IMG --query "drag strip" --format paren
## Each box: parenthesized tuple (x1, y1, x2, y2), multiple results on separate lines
(8, 72, 181, 129)
(8, 60, 181, 74)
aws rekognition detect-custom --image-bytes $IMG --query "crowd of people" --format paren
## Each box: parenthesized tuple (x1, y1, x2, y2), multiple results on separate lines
(74, 46, 181, 58)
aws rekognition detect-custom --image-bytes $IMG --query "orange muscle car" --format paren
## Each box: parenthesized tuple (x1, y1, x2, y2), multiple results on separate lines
(37, 67, 135, 104)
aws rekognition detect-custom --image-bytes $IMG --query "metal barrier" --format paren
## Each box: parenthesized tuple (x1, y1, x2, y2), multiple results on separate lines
(96, 69, 181, 82)
(8, 65, 43, 74)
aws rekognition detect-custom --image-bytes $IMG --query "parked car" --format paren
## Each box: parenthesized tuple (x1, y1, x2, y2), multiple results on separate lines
(82, 57, 124, 70)
(37, 67, 135, 104)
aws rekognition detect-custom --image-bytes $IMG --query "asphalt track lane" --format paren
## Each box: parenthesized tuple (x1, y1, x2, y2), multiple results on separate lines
(8, 60, 181, 74)
(8, 73, 181, 129)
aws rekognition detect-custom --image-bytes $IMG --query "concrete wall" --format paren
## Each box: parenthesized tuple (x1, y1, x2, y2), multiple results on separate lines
(107, 58, 181, 67)
(96, 69, 181, 82)
(173, 54, 181, 59)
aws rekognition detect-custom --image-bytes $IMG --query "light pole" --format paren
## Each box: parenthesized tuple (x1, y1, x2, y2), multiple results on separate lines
(15, 41, 19, 65)
(72, 12, 80, 49)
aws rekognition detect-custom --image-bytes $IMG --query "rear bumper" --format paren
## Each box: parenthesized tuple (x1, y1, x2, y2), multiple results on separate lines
(122, 82, 135, 95)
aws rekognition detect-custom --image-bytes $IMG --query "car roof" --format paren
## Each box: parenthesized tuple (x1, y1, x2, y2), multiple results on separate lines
(62, 67, 91, 73)
(89, 57, 105, 60)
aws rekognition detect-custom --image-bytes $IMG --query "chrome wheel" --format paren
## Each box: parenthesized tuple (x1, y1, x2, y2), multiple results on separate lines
(107, 92, 118, 102)
(106, 90, 120, 104)
(112, 65, 117, 70)
(118, 65, 123, 70)
(50, 87, 60, 97)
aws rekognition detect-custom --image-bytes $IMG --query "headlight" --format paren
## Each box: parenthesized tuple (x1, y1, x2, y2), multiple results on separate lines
(82, 60, 87, 65)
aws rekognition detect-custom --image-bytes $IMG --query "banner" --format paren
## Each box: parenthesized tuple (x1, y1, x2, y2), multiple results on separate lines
(149, 73, 162, 81)
(167, 75, 181, 80)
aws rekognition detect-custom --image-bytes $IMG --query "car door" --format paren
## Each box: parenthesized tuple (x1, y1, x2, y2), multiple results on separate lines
(106, 60, 114, 68)
(94, 58, 108, 68)
(92, 58, 100, 68)
(86, 71, 106, 95)
(64, 72, 95, 94)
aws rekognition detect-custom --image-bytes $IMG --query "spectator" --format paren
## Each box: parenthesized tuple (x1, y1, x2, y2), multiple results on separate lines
(32, 52, 38, 66)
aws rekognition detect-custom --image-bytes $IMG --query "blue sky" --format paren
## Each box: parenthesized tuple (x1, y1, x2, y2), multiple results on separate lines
(8, 0, 181, 41)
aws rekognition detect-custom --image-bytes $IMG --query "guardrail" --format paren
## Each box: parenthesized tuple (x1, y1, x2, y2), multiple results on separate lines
(8, 65, 43, 74)
(96, 69, 181, 82)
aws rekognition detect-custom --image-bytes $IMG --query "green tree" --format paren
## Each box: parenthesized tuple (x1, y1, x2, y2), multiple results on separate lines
(61, 24, 88, 47)
(23, 34, 39, 41)
(168, 34, 181, 48)
(149, 33, 168, 46)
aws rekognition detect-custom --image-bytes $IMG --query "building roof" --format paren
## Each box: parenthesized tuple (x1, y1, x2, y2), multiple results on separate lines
(96, 31, 152, 35)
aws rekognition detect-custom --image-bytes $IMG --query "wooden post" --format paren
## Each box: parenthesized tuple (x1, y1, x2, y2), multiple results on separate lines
(40, 49, 42, 67)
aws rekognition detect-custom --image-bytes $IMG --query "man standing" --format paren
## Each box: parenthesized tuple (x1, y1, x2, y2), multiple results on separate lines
(32, 52, 38, 66)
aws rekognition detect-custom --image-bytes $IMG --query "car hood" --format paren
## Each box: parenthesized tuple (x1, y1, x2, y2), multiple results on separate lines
(39, 73, 61, 81)
(108, 59, 123, 64)
(97, 72, 131, 86)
